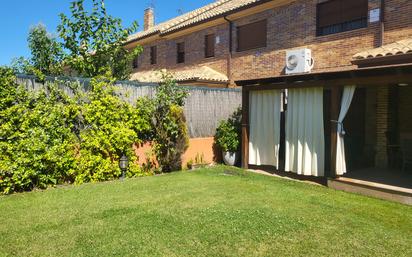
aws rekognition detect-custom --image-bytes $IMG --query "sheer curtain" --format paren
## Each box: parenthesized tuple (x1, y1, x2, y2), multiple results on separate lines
(285, 87, 325, 176)
(336, 86, 356, 175)
(249, 90, 281, 167)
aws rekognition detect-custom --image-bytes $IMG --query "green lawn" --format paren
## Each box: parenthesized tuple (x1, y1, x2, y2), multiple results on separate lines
(1, 166, 411, 257)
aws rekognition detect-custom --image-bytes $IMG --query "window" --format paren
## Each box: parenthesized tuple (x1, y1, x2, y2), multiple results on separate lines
(132, 56, 138, 69)
(177, 42, 185, 63)
(237, 20, 267, 52)
(150, 46, 157, 65)
(317, 0, 368, 36)
(205, 34, 215, 58)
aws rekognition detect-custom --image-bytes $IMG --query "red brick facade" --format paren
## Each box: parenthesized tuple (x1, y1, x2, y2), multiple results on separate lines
(130, 0, 412, 86)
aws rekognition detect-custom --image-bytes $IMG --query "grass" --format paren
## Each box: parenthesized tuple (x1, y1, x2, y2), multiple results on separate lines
(0, 166, 411, 257)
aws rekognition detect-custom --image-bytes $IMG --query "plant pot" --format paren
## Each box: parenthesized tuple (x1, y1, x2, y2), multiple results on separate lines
(222, 151, 239, 166)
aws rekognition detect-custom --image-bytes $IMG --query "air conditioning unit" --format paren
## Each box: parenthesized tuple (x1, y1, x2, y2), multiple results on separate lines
(285, 48, 314, 75)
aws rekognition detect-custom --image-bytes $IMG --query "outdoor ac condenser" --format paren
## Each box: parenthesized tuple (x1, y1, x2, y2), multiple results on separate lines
(285, 48, 314, 75)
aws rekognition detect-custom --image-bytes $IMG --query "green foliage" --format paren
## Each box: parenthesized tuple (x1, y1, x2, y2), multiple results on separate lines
(58, 0, 142, 80)
(72, 77, 151, 184)
(11, 24, 64, 80)
(215, 108, 242, 153)
(152, 104, 189, 172)
(28, 24, 64, 76)
(137, 73, 189, 172)
(0, 67, 151, 194)
(0, 68, 77, 193)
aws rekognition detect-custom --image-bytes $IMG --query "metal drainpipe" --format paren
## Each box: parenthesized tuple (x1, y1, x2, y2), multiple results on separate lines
(380, 0, 385, 46)
(224, 16, 233, 86)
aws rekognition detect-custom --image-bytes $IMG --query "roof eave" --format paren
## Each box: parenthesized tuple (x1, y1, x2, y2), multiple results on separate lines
(351, 53, 412, 67)
(235, 63, 412, 88)
(160, 0, 276, 37)
(126, 0, 287, 45)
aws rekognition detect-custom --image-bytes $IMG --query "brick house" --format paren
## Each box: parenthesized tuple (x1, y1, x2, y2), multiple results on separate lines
(124, 0, 412, 203)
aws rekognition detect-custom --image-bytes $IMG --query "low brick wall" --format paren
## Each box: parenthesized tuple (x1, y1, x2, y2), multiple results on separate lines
(134, 137, 220, 168)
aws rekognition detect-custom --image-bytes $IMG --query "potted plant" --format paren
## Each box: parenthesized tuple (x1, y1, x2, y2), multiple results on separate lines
(215, 108, 241, 166)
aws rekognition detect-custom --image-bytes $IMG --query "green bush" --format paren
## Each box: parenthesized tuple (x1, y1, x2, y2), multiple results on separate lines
(70, 77, 152, 184)
(0, 69, 77, 193)
(0, 68, 151, 194)
(137, 73, 189, 172)
(215, 108, 242, 153)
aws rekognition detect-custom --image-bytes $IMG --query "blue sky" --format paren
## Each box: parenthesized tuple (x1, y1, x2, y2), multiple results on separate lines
(0, 0, 213, 65)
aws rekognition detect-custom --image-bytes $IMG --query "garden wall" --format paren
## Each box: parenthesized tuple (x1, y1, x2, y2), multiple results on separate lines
(16, 75, 241, 165)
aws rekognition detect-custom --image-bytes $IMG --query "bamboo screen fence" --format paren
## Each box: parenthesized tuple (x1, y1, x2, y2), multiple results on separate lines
(16, 75, 242, 138)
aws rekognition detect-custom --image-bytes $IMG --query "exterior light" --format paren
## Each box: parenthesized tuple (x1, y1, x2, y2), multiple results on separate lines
(398, 83, 409, 87)
(119, 154, 129, 179)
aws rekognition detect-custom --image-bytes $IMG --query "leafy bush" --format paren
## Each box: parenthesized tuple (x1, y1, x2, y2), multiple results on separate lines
(0, 68, 151, 194)
(215, 108, 242, 153)
(137, 73, 189, 172)
(0, 69, 77, 193)
(70, 77, 152, 184)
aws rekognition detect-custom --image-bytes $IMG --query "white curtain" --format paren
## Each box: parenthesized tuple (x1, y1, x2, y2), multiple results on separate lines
(285, 87, 325, 176)
(336, 86, 356, 175)
(249, 90, 281, 167)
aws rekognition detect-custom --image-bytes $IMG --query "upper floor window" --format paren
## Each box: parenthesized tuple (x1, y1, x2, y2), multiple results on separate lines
(150, 46, 157, 65)
(177, 42, 185, 63)
(237, 19, 267, 52)
(205, 34, 215, 58)
(132, 56, 138, 69)
(317, 0, 368, 36)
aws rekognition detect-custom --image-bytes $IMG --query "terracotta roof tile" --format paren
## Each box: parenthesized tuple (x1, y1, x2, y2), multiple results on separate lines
(130, 66, 229, 83)
(127, 0, 263, 42)
(353, 38, 412, 60)
(162, 0, 262, 34)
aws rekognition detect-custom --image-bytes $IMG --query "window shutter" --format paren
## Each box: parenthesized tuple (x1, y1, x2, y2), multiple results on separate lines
(132, 57, 138, 69)
(205, 34, 215, 58)
(318, 0, 368, 28)
(177, 42, 185, 63)
(317, 0, 342, 28)
(342, 0, 368, 22)
(150, 46, 157, 65)
(237, 19, 267, 52)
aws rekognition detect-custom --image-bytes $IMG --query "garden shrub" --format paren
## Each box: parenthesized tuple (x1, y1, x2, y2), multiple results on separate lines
(0, 68, 152, 194)
(0, 68, 78, 193)
(215, 108, 242, 153)
(137, 73, 189, 172)
(152, 104, 189, 172)
(71, 77, 151, 184)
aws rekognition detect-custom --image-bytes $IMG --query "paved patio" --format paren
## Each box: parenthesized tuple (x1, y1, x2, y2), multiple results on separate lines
(344, 167, 412, 190)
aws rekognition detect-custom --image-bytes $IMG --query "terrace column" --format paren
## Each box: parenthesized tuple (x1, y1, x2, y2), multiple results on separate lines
(375, 86, 389, 168)
(330, 86, 342, 177)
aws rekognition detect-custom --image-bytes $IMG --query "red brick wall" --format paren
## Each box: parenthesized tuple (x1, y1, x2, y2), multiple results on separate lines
(133, 23, 230, 77)
(132, 0, 412, 85)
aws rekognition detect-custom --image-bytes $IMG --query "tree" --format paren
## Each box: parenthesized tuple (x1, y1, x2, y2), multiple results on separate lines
(137, 73, 189, 172)
(11, 24, 64, 79)
(58, 0, 142, 80)
(28, 24, 64, 76)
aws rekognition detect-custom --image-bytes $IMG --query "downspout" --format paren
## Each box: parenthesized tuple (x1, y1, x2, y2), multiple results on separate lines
(224, 16, 233, 86)
(379, 0, 385, 46)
